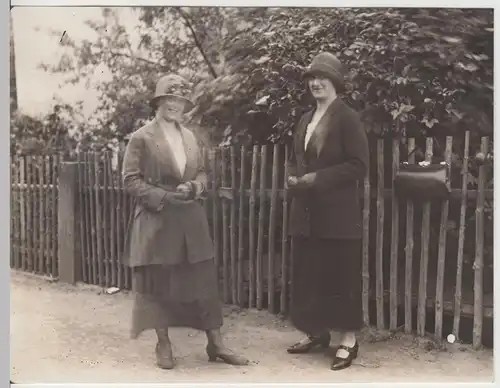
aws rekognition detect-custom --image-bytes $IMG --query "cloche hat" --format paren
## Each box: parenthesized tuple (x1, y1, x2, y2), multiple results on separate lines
(151, 74, 194, 112)
(303, 52, 346, 92)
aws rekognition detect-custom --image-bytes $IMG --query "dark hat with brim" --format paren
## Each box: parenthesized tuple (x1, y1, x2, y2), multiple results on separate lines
(303, 52, 346, 93)
(150, 74, 195, 112)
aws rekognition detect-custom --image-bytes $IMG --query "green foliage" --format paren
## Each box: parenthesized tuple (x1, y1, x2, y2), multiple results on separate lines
(35, 7, 493, 147)
(195, 8, 493, 144)
(11, 104, 79, 157)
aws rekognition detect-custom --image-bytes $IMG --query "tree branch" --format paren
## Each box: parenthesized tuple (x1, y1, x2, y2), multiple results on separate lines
(175, 7, 218, 79)
(108, 50, 164, 68)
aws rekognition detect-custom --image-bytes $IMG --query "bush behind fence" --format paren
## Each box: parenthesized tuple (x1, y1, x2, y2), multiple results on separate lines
(10, 132, 493, 349)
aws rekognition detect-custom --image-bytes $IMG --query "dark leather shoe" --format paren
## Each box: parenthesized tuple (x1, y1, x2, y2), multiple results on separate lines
(156, 342, 174, 369)
(206, 344, 249, 366)
(287, 333, 331, 354)
(331, 342, 359, 371)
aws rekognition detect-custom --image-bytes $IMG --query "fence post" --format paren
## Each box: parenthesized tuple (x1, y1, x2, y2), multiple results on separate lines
(58, 162, 81, 284)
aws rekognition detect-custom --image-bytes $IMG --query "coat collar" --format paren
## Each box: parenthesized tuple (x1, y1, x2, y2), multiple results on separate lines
(298, 98, 343, 158)
(144, 118, 199, 181)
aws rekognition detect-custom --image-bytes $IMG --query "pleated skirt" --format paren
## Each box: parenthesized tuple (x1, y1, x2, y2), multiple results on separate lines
(290, 237, 363, 334)
(130, 258, 223, 339)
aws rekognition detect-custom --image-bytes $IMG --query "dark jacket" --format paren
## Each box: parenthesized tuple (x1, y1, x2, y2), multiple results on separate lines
(287, 98, 369, 239)
(121, 118, 214, 267)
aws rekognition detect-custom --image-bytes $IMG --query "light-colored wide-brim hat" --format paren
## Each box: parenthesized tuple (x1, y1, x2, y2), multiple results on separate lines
(151, 74, 194, 112)
(303, 52, 346, 92)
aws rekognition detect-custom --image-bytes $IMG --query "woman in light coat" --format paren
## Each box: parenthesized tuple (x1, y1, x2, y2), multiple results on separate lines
(122, 74, 248, 369)
(286, 52, 369, 370)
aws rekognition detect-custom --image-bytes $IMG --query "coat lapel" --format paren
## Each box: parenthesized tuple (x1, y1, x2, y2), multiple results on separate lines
(306, 98, 343, 158)
(146, 119, 183, 180)
(179, 126, 199, 181)
(295, 111, 313, 155)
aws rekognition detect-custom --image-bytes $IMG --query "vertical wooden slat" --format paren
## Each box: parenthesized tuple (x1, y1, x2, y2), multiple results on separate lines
(38, 156, 46, 275)
(45, 156, 53, 276)
(122, 153, 131, 290)
(106, 152, 117, 287)
(230, 146, 238, 304)
(94, 152, 105, 286)
(10, 157, 14, 268)
(77, 153, 88, 283)
(280, 145, 290, 315)
(362, 161, 371, 327)
(473, 136, 488, 349)
(44, 157, 53, 276)
(453, 131, 470, 337)
(375, 139, 385, 330)
(210, 149, 221, 275)
(33, 157, 40, 273)
(201, 148, 210, 218)
(256, 146, 267, 310)
(58, 162, 81, 284)
(19, 157, 27, 271)
(248, 146, 259, 309)
(51, 155, 59, 277)
(221, 147, 230, 303)
(417, 137, 434, 337)
(102, 152, 111, 287)
(237, 145, 246, 307)
(116, 151, 124, 289)
(25, 156, 34, 272)
(404, 138, 416, 334)
(434, 137, 453, 341)
(83, 153, 94, 284)
(389, 139, 400, 330)
(15, 157, 21, 269)
(267, 144, 279, 313)
(36, 157, 42, 273)
(31, 157, 39, 273)
(11, 158, 17, 268)
(11, 157, 19, 269)
(87, 153, 98, 284)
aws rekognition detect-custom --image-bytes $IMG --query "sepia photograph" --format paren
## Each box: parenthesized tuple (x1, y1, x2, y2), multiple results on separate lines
(9, 5, 494, 384)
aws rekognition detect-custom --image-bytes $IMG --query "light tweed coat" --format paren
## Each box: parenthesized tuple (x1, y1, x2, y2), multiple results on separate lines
(121, 118, 214, 267)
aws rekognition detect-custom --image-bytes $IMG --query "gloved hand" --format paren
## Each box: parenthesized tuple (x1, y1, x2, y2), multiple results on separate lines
(175, 182, 194, 200)
(287, 173, 316, 189)
(296, 173, 316, 188)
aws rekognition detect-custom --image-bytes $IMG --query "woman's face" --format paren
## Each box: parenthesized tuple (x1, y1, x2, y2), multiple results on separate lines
(308, 75, 336, 101)
(156, 96, 187, 122)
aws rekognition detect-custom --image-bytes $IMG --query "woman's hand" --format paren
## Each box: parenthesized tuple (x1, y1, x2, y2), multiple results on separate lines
(297, 173, 316, 187)
(287, 176, 299, 187)
(175, 182, 194, 200)
(287, 174, 316, 189)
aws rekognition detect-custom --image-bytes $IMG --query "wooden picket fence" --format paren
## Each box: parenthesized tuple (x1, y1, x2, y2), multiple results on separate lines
(10, 132, 493, 348)
(10, 154, 61, 277)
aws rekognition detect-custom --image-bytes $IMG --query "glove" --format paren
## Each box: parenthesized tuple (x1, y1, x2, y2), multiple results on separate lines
(296, 173, 316, 188)
(157, 191, 195, 210)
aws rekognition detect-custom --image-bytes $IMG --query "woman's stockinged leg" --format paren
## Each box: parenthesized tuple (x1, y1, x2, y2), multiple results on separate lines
(337, 331, 356, 357)
(155, 328, 174, 369)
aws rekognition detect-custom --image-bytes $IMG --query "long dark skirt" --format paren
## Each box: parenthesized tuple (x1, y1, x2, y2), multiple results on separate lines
(290, 237, 363, 334)
(130, 258, 223, 339)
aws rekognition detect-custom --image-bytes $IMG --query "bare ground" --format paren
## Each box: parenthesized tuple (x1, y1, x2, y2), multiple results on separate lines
(10, 270, 494, 384)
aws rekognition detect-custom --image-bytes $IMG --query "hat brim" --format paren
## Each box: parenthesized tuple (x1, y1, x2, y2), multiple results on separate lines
(303, 69, 346, 93)
(150, 94, 194, 112)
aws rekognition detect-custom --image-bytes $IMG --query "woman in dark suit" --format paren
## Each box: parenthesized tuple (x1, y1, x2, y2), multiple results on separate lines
(285, 53, 369, 370)
(122, 74, 248, 369)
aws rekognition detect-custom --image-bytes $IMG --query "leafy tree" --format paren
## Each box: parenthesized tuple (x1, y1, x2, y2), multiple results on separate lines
(38, 7, 493, 147)
(195, 8, 493, 144)
(39, 7, 270, 146)
(10, 103, 83, 157)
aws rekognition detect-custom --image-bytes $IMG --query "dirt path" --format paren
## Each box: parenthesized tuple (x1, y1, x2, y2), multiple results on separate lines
(10, 270, 493, 383)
